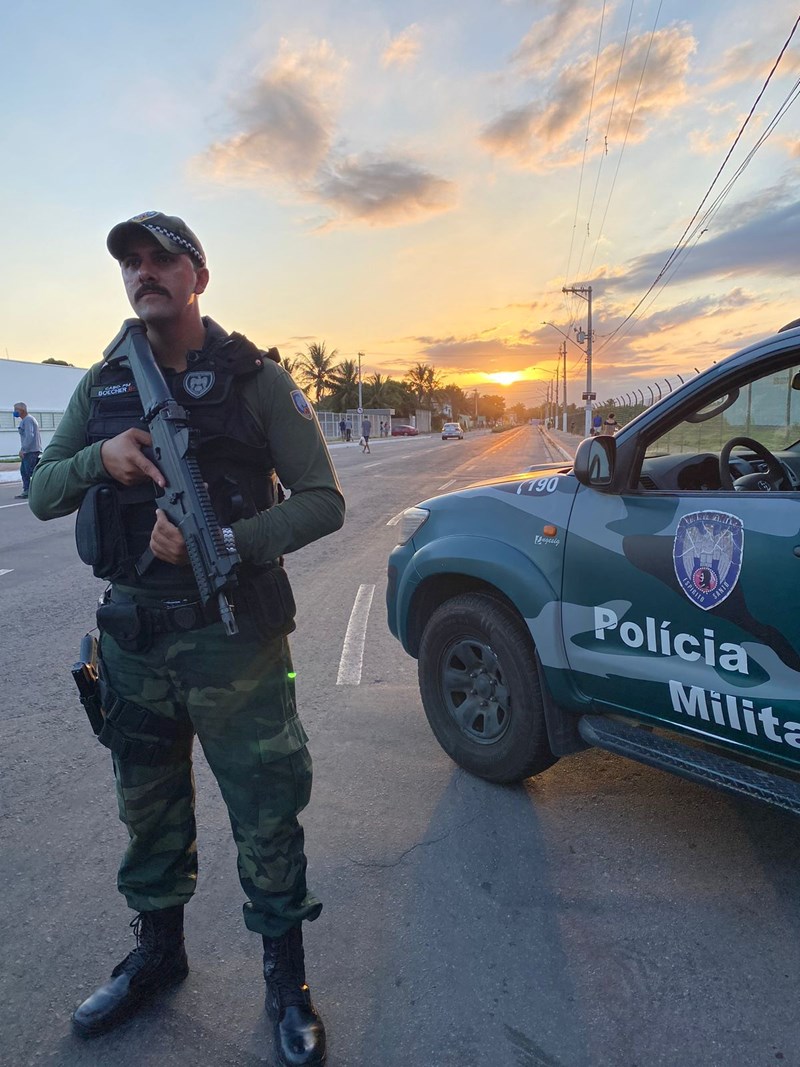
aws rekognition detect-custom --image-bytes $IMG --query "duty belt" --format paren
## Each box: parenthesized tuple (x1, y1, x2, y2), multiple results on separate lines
(103, 588, 220, 634)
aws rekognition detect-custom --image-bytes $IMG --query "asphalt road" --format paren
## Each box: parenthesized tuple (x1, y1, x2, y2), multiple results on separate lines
(1, 426, 798, 1067)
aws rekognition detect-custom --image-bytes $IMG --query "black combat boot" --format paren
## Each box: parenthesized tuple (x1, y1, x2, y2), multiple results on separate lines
(72, 905, 188, 1037)
(263, 925, 326, 1066)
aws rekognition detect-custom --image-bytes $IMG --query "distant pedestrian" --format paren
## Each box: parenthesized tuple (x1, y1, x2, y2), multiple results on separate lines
(345, 419, 352, 442)
(603, 412, 619, 435)
(591, 414, 602, 437)
(338, 418, 346, 440)
(13, 402, 42, 499)
(361, 418, 371, 454)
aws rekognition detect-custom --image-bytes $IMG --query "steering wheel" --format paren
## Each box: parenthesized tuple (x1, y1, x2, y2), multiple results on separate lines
(719, 436, 788, 491)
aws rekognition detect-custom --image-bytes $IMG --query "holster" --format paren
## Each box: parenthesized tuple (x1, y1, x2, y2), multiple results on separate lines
(71, 634, 104, 735)
(98, 674, 193, 766)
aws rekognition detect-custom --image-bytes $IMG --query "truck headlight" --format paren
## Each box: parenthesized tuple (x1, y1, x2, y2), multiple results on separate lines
(397, 507, 429, 545)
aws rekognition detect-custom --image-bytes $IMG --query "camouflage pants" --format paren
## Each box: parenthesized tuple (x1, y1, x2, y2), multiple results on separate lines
(99, 613, 322, 938)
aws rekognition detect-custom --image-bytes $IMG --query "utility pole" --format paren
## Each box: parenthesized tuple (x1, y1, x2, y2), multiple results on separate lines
(562, 284, 594, 436)
(357, 351, 364, 416)
(474, 388, 478, 423)
(560, 341, 567, 431)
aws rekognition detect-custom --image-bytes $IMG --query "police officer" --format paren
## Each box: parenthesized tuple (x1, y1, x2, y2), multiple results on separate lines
(29, 212, 345, 1067)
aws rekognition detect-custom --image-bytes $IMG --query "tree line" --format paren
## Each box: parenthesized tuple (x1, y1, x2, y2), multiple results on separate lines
(288, 341, 527, 425)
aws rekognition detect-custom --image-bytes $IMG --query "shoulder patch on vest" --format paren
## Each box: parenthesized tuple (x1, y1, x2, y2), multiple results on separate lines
(290, 390, 314, 420)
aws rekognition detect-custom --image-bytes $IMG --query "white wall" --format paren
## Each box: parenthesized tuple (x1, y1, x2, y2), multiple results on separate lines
(1, 358, 88, 456)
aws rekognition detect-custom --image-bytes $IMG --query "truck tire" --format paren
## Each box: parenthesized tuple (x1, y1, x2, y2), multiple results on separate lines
(418, 592, 557, 783)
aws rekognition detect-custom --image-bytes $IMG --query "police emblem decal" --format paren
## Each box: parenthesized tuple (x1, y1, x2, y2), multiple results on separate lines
(183, 371, 215, 399)
(130, 210, 160, 222)
(290, 390, 314, 420)
(673, 511, 744, 610)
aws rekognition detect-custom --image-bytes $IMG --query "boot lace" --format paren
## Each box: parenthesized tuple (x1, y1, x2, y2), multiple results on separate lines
(264, 931, 310, 1011)
(111, 913, 160, 978)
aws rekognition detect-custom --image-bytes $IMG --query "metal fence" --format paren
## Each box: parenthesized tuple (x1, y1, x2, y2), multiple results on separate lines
(315, 408, 396, 440)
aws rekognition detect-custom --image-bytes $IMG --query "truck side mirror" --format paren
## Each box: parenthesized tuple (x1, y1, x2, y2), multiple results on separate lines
(574, 435, 616, 488)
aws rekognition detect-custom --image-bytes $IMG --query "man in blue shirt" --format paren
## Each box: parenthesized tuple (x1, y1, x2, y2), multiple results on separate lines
(13, 402, 42, 499)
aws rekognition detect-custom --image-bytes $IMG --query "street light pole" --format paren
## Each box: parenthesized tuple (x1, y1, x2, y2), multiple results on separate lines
(357, 351, 364, 415)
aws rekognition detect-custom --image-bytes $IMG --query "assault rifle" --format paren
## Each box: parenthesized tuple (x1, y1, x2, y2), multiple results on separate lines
(103, 319, 240, 635)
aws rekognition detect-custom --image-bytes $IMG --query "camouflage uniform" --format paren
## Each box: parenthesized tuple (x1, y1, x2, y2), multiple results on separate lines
(102, 615, 320, 936)
(29, 322, 344, 938)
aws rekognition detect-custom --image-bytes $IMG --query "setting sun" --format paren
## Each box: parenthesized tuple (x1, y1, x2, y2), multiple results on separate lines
(485, 372, 525, 387)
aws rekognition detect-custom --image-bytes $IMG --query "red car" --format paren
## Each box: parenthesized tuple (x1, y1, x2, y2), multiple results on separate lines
(391, 425, 419, 437)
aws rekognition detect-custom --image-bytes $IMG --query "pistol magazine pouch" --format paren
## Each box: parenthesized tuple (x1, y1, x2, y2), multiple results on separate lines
(75, 483, 150, 582)
(96, 600, 154, 653)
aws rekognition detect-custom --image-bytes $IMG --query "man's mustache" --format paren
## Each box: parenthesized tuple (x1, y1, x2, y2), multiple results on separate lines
(135, 284, 170, 300)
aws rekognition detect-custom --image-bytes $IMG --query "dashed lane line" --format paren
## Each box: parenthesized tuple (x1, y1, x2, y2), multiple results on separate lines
(337, 584, 375, 686)
(0, 569, 13, 577)
(437, 479, 456, 491)
(0, 503, 29, 510)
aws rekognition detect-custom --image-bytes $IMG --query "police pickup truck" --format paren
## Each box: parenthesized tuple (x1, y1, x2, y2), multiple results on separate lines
(387, 324, 800, 816)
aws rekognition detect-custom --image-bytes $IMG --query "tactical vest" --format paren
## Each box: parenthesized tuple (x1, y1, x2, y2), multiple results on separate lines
(85, 324, 275, 589)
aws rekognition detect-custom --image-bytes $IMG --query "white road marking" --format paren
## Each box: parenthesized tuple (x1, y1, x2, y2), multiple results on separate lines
(362, 462, 381, 469)
(0, 503, 28, 510)
(386, 508, 406, 527)
(437, 479, 456, 490)
(0, 569, 13, 576)
(337, 584, 375, 686)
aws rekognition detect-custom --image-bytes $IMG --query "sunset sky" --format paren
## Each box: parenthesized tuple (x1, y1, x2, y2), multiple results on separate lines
(2, 0, 800, 408)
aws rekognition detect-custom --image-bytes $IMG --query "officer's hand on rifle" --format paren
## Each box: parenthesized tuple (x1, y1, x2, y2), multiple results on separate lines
(150, 509, 189, 566)
(100, 428, 166, 488)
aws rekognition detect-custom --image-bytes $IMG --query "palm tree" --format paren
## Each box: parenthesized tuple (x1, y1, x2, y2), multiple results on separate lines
(281, 355, 301, 378)
(363, 372, 392, 408)
(327, 359, 361, 411)
(404, 362, 431, 409)
(298, 341, 338, 403)
(404, 362, 442, 409)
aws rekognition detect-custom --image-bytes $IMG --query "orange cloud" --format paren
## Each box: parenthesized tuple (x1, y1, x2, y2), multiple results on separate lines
(480, 24, 696, 170)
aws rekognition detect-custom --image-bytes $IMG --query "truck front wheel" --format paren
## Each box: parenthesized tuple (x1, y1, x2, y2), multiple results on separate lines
(417, 592, 556, 783)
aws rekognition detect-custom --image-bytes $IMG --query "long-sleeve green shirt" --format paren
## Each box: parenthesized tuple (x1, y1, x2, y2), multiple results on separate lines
(29, 326, 345, 587)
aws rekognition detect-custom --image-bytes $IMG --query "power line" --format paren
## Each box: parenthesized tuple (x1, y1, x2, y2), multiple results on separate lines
(574, 0, 636, 286)
(598, 12, 800, 352)
(562, 1, 607, 325)
(609, 74, 800, 342)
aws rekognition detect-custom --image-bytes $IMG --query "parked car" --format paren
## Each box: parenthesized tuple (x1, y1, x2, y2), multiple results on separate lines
(387, 322, 800, 817)
(441, 422, 464, 440)
(392, 424, 420, 437)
